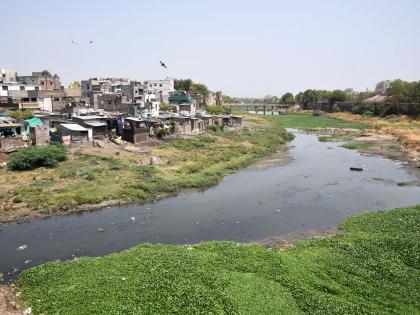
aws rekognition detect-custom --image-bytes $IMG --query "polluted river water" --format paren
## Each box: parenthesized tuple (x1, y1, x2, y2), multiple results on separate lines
(1, 130, 420, 281)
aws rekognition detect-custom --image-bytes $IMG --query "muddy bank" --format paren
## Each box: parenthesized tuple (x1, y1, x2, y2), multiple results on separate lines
(0, 284, 25, 315)
(310, 126, 419, 169)
(329, 113, 420, 166)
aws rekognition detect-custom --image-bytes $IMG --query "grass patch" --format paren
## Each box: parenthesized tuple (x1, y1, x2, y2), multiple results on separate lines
(268, 113, 371, 130)
(372, 177, 384, 181)
(18, 205, 420, 314)
(318, 135, 353, 142)
(341, 142, 372, 150)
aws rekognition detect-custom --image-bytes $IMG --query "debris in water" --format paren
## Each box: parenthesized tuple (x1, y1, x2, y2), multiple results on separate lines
(130, 216, 136, 221)
(24, 259, 32, 264)
(350, 167, 363, 172)
(97, 227, 105, 232)
(235, 221, 240, 224)
(196, 222, 200, 225)
(17, 244, 27, 251)
(275, 209, 281, 213)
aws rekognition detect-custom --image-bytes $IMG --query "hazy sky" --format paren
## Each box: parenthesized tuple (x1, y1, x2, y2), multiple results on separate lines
(2, 0, 420, 97)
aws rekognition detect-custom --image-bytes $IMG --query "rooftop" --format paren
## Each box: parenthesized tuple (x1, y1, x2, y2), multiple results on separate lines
(73, 115, 106, 120)
(84, 121, 108, 127)
(60, 123, 89, 132)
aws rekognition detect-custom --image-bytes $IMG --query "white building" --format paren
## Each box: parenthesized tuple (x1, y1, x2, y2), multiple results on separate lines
(142, 89, 160, 118)
(1, 69, 17, 83)
(146, 77, 174, 103)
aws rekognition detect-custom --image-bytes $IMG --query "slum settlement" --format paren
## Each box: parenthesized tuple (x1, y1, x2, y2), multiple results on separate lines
(0, 69, 243, 152)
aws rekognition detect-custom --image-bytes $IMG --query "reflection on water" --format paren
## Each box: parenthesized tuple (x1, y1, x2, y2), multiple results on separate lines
(1, 130, 419, 280)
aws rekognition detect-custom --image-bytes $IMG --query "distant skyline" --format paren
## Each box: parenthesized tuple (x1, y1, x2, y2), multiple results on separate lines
(2, 0, 420, 97)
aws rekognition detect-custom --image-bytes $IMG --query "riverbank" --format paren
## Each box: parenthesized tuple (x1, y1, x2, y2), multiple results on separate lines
(329, 112, 420, 166)
(13, 204, 420, 314)
(269, 112, 419, 168)
(0, 115, 293, 225)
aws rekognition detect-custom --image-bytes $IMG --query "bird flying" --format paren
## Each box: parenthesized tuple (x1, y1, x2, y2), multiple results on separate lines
(159, 60, 167, 68)
(89, 40, 94, 44)
(71, 37, 78, 46)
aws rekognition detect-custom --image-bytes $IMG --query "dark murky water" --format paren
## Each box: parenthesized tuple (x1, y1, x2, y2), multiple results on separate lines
(1, 130, 420, 281)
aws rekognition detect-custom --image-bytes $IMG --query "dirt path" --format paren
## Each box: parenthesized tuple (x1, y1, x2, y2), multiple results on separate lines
(0, 285, 25, 315)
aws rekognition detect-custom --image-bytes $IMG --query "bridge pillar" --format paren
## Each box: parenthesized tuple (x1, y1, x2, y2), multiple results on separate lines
(263, 106, 266, 115)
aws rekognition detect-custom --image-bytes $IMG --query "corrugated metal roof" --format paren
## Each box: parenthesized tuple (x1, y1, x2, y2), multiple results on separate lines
(60, 123, 89, 131)
(74, 115, 105, 120)
(84, 121, 107, 127)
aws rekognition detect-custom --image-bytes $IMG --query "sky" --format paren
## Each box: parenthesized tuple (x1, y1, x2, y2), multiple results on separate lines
(2, 0, 420, 97)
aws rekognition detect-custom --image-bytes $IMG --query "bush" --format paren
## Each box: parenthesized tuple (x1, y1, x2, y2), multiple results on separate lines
(352, 104, 375, 116)
(155, 128, 168, 139)
(312, 110, 324, 116)
(9, 145, 67, 171)
(208, 125, 224, 133)
(160, 103, 176, 112)
(10, 110, 33, 120)
(207, 105, 230, 115)
(331, 104, 341, 112)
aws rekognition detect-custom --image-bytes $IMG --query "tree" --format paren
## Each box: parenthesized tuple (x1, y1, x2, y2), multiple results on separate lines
(329, 90, 348, 105)
(375, 80, 390, 95)
(41, 70, 51, 76)
(280, 93, 296, 105)
(174, 79, 193, 92)
(190, 83, 209, 101)
(295, 92, 303, 104)
(300, 90, 319, 109)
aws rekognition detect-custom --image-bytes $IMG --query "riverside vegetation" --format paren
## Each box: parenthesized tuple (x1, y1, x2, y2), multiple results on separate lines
(17, 205, 420, 314)
(0, 115, 294, 223)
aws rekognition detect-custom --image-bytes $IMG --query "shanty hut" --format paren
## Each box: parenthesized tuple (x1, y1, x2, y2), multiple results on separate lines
(122, 117, 149, 143)
(72, 115, 108, 138)
(58, 123, 92, 144)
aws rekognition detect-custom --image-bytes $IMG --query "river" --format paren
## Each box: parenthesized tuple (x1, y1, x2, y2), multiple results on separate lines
(1, 130, 420, 281)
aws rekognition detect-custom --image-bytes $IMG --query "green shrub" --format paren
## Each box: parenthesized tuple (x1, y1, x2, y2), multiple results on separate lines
(312, 109, 324, 116)
(208, 125, 224, 133)
(160, 103, 176, 111)
(12, 197, 23, 203)
(331, 104, 341, 112)
(155, 128, 168, 139)
(10, 110, 33, 120)
(9, 145, 67, 171)
(352, 104, 375, 116)
(207, 105, 230, 115)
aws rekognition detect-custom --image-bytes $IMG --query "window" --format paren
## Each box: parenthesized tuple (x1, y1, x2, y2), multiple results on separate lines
(31, 97, 37, 102)
(50, 82, 53, 86)
(20, 86, 25, 90)
(41, 82, 44, 85)
(159, 84, 162, 87)
(35, 87, 39, 91)
(2, 86, 7, 90)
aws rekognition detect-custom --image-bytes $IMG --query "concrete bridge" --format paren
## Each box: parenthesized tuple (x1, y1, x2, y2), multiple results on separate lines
(224, 103, 296, 115)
